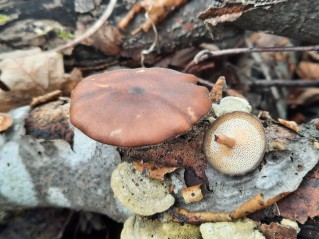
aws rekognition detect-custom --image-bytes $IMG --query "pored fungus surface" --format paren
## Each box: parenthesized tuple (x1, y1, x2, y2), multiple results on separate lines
(70, 68, 211, 147)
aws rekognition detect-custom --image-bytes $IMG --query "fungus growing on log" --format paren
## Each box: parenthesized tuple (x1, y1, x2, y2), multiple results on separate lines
(212, 96, 252, 117)
(70, 68, 211, 147)
(111, 162, 175, 216)
(204, 111, 266, 176)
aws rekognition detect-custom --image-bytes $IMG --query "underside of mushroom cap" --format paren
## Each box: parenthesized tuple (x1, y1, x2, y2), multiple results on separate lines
(70, 68, 211, 147)
(204, 111, 266, 176)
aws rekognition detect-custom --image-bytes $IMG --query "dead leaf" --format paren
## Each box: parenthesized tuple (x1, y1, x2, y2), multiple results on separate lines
(278, 163, 319, 224)
(119, 0, 188, 34)
(61, 68, 82, 96)
(83, 24, 122, 56)
(133, 161, 178, 181)
(0, 49, 65, 112)
(296, 61, 319, 79)
(289, 88, 319, 107)
(278, 119, 301, 132)
(0, 113, 13, 132)
(259, 222, 297, 239)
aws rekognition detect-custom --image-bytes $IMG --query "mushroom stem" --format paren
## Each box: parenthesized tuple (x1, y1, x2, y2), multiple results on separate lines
(214, 134, 236, 148)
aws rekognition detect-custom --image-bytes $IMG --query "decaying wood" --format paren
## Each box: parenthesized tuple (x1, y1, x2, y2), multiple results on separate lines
(1, 99, 318, 226)
(0, 0, 212, 65)
(200, 0, 319, 43)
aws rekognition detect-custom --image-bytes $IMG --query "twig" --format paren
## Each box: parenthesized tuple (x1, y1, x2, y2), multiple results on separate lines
(194, 45, 319, 63)
(244, 40, 286, 119)
(197, 78, 319, 89)
(53, 0, 117, 53)
(197, 78, 214, 88)
(250, 79, 319, 87)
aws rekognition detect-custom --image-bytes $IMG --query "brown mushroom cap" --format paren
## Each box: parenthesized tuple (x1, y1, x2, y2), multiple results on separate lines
(204, 111, 266, 176)
(70, 68, 211, 147)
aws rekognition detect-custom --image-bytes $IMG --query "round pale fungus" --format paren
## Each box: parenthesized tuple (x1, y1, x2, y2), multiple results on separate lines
(70, 68, 211, 147)
(204, 111, 266, 176)
(212, 96, 252, 117)
(111, 162, 175, 216)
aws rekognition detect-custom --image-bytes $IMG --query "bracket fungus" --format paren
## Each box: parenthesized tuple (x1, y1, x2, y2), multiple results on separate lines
(204, 111, 266, 176)
(212, 96, 252, 117)
(121, 215, 201, 239)
(111, 162, 175, 216)
(70, 67, 211, 147)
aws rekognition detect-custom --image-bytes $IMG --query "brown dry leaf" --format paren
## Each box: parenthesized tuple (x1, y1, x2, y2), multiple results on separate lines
(0, 113, 13, 132)
(278, 119, 301, 132)
(296, 61, 319, 79)
(181, 185, 203, 204)
(292, 88, 319, 106)
(119, 0, 188, 34)
(313, 118, 319, 130)
(61, 68, 82, 96)
(133, 161, 178, 181)
(259, 223, 297, 239)
(83, 24, 122, 56)
(0, 48, 65, 112)
(278, 163, 319, 224)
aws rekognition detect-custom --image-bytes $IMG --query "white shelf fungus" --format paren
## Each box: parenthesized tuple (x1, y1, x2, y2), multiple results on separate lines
(212, 96, 252, 117)
(121, 215, 201, 239)
(111, 162, 175, 216)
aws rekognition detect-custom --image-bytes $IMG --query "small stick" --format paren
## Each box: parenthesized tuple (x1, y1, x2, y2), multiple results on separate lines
(194, 45, 319, 63)
(250, 79, 319, 87)
(214, 134, 236, 148)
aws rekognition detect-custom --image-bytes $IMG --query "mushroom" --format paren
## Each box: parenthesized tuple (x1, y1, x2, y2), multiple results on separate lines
(200, 218, 265, 239)
(121, 215, 201, 239)
(70, 68, 211, 147)
(203, 111, 266, 176)
(111, 162, 175, 216)
(212, 96, 252, 117)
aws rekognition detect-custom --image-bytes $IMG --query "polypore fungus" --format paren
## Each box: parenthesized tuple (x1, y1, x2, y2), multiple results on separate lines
(111, 162, 175, 216)
(204, 111, 266, 176)
(70, 68, 211, 147)
(121, 215, 201, 239)
(212, 96, 252, 117)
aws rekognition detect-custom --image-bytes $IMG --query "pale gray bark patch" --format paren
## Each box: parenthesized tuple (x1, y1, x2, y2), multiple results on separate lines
(173, 122, 319, 213)
(0, 106, 130, 222)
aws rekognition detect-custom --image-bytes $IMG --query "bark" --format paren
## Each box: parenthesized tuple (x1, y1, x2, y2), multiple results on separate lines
(0, 0, 213, 65)
(1, 99, 319, 226)
(200, 0, 319, 43)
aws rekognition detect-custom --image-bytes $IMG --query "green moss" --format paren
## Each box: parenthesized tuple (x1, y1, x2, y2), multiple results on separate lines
(0, 14, 11, 25)
(57, 30, 74, 39)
